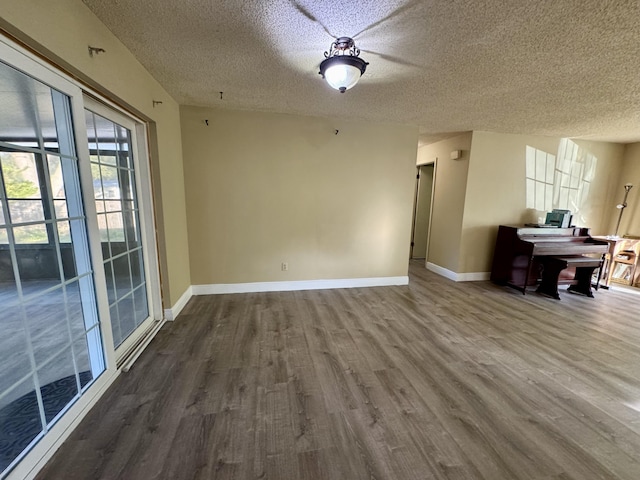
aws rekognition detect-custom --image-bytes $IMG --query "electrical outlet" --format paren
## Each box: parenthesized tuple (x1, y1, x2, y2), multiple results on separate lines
(281, 262, 288, 271)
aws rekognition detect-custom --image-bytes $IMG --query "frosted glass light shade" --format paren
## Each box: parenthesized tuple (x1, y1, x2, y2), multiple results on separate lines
(324, 64, 362, 92)
(319, 52, 368, 93)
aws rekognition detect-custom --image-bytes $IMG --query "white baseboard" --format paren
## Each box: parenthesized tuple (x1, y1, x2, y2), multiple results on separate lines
(426, 262, 489, 282)
(457, 272, 491, 281)
(426, 262, 458, 281)
(192, 276, 409, 295)
(164, 286, 193, 320)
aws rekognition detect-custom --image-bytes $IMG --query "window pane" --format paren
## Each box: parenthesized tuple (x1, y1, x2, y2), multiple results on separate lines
(133, 286, 149, 327)
(25, 288, 69, 367)
(118, 295, 136, 340)
(0, 203, 5, 225)
(85, 326, 104, 380)
(125, 209, 141, 250)
(72, 335, 93, 389)
(104, 260, 116, 305)
(110, 304, 120, 347)
(94, 114, 117, 164)
(91, 162, 103, 200)
(47, 155, 65, 199)
(96, 213, 109, 242)
(115, 125, 131, 167)
(59, 234, 77, 281)
(0, 246, 17, 294)
(0, 376, 42, 473)
(64, 281, 86, 340)
(13, 224, 48, 244)
(8, 199, 45, 223)
(77, 275, 100, 331)
(100, 166, 119, 198)
(0, 61, 50, 149)
(130, 249, 144, 289)
(120, 170, 135, 200)
(58, 158, 83, 219)
(38, 348, 78, 424)
(107, 212, 124, 242)
(0, 152, 41, 199)
(85, 110, 96, 149)
(0, 305, 30, 393)
(104, 200, 121, 212)
(100, 155, 117, 166)
(54, 200, 68, 219)
(57, 220, 71, 243)
(0, 227, 7, 243)
(113, 254, 131, 298)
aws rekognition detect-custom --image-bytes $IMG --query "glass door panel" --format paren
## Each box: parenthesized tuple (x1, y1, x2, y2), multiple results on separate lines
(0, 60, 105, 475)
(84, 110, 150, 350)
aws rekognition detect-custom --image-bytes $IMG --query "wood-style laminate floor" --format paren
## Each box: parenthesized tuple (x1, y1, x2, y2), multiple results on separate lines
(37, 262, 640, 479)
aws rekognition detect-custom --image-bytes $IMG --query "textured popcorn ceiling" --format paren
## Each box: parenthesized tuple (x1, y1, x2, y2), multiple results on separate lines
(83, 0, 640, 143)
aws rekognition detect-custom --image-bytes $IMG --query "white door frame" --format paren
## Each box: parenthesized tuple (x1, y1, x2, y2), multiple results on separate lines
(416, 159, 437, 267)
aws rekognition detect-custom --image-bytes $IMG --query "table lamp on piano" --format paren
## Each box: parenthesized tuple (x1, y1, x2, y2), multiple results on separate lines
(545, 209, 573, 228)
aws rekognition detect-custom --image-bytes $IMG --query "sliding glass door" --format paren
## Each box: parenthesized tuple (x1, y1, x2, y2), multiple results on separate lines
(0, 39, 161, 478)
(0, 60, 105, 474)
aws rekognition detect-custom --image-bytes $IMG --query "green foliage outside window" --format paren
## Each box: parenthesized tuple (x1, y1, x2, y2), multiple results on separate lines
(2, 159, 39, 198)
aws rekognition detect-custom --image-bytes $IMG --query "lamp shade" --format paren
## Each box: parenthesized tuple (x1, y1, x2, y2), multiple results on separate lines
(320, 56, 366, 92)
(319, 37, 368, 93)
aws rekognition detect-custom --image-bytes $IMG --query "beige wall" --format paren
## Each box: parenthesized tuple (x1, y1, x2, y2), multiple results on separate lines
(617, 143, 640, 236)
(572, 139, 627, 235)
(181, 106, 418, 284)
(460, 132, 625, 273)
(416, 133, 472, 272)
(0, 0, 191, 306)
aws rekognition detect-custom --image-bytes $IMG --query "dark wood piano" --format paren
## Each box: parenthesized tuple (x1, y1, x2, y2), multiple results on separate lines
(491, 225, 609, 294)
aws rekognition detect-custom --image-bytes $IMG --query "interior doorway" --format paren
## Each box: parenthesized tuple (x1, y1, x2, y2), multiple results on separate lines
(410, 163, 435, 260)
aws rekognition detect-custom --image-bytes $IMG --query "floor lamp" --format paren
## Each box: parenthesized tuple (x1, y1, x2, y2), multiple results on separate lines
(614, 183, 634, 237)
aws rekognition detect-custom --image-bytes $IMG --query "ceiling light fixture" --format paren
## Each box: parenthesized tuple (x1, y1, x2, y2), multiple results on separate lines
(319, 37, 368, 93)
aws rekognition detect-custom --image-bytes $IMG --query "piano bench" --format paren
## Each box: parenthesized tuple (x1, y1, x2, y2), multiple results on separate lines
(536, 255, 603, 300)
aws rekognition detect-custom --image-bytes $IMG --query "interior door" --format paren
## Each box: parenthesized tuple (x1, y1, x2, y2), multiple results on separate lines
(411, 164, 434, 259)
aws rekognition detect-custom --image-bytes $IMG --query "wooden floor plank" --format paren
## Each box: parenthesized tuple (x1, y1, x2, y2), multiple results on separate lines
(36, 261, 640, 480)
